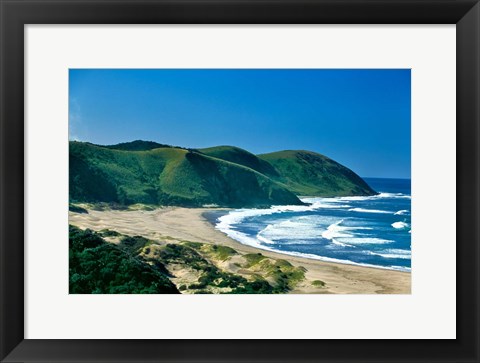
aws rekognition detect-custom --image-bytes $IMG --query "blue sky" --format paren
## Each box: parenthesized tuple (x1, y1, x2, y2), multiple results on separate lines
(69, 69, 411, 178)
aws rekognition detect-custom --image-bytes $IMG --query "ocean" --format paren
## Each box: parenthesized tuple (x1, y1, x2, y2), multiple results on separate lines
(209, 178, 411, 271)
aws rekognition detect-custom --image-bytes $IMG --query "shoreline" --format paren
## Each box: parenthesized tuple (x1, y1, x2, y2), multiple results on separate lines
(201, 209, 410, 273)
(69, 206, 411, 294)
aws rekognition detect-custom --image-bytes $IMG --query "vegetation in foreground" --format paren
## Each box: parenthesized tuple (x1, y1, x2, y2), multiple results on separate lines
(69, 225, 316, 294)
(69, 225, 178, 294)
(69, 140, 376, 208)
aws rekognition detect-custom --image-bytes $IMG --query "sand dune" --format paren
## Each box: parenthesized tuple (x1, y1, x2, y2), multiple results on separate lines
(69, 207, 411, 294)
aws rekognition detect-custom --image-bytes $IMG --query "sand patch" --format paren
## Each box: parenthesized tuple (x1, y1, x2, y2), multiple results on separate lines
(69, 207, 410, 294)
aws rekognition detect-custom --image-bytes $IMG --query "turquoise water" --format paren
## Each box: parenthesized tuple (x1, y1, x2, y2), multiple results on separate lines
(213, 178, 411, 271)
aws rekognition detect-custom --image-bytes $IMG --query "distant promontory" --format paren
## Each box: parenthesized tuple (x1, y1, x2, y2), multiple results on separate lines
(69, 140, 376, 208)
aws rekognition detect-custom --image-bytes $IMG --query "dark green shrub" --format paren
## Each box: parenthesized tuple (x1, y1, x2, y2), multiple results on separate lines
(69, 225, 178, 294)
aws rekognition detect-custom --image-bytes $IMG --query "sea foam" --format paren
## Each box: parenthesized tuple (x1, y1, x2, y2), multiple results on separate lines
(348, 207, 392, 214)
(338, 237, 394, 245)
(215, 185, 411, 271)
(367, 249, 411, 259)
(256, 219, 322, 244)
(391, 221, 409, 229)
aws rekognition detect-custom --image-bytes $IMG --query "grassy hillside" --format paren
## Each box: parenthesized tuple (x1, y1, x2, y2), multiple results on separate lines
(104, 140, 181, 151)
(198, 146, 279, 177)
(70, 141, 302, 207)
(259, 150, 376, 197)
(70, 140, 376, 207)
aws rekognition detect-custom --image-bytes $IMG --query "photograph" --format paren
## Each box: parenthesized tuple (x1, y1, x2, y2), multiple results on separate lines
(2, 0, 478, 360)
(68, 68, 411, 294)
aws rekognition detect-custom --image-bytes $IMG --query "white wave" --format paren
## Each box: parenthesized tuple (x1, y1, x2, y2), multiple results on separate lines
(217, 213, 319, 248)
(377, 192, 411, 199)
(320, 221, 382, 250)
(306, 192, 411, 204)
(394, 209, 409, 215)
(313, 203, 352, 209)
(389, 265, 411, 271)
(265, 219, 303, 228)
(257, 219, 322, 243)
(367, 249, 411, 260)
(348, 208, 392, 214)
(301, 197, 352, 209)
(216, 208, 273, 230)
(217, 228, 263, 249)
(337, 237, 394, 245)
(331, 239, 352, 247)
(256, 234, 275, 244)
(217, 198, 357, 241)
(218, 198, 355, 231)
(214, 196, 412, 272)
(331, 195, 374, 202)
(392, 221, 409, 229)
(321, 220, 376, 241)
(216, 218, 410, 272)
(300, 197, 323, 204)
(272, 205, 314, 213)
(321, 220, 353, 240)
(378, 253, 411, 260)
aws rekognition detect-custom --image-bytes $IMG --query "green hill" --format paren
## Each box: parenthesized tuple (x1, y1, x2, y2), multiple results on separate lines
(197, 146, 375, 197)
(198, 146, 279, 177)
(69, 141, 302, 207)
(258, 150, 376, 197)
(69, 141, 376, 207)
(104, 140, 179, 151)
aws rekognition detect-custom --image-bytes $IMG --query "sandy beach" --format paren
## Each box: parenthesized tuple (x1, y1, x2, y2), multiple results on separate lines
(69, 207, 411, 294)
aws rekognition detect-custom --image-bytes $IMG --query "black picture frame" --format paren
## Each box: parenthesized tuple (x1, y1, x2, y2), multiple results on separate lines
(1, 0, 479, 362)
